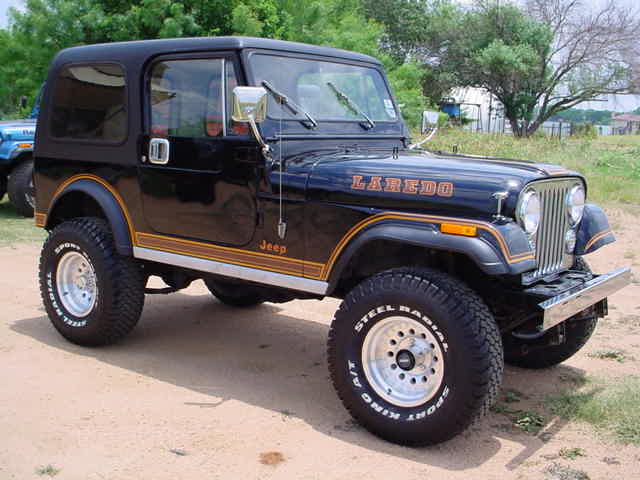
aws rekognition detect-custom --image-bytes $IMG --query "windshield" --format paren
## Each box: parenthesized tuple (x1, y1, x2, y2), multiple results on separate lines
(249, 54, 398, 123)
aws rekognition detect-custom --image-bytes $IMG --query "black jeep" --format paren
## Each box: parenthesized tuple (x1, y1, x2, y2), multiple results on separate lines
(34, 37, 630, 446)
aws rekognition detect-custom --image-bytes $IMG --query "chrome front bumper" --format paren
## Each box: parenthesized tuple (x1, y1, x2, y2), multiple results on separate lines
(539, 267, 631, 331)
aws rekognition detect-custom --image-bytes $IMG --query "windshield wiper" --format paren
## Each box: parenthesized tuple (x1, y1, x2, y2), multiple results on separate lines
(261, 81, 318, 129)
(326, 82, 375, 130)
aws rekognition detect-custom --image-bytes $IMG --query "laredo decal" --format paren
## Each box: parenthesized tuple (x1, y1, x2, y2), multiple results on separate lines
(351, 175, 454, 197)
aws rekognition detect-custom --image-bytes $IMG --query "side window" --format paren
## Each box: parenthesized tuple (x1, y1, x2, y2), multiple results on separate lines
(150, 58, 241, 138)
(205, 74, 224, 137)
(50, 64, 127, 142)
(225, 62, 248, 136)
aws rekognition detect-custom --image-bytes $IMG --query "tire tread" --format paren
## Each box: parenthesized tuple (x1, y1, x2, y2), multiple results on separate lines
(328, 267, 503, 446)
(39, 217, 144, 346)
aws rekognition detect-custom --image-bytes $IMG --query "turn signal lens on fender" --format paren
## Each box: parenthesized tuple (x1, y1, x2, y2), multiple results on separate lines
(440, 223, 477, 237)
(18, 143, 32, 148)
(565, 229, 577, 253)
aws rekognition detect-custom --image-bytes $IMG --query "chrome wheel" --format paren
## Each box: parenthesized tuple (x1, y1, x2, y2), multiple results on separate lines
(362, 315, 445, 407)
(56, 251, 97, 317)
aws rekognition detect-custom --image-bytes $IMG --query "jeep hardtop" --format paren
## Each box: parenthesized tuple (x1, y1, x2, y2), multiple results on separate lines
(34, 36, 630, 446)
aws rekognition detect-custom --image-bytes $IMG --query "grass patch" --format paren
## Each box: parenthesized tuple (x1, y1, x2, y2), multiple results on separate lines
(544, 462, 590, 480)
(280, 409, 294, 421)
(491, 403, 547, 434)
(513, 411, 546, 434)
(0, 197, 45, 246)
(559, 447, 586, 460)
(546, 376, 640, 445)
(35, 465, 60, 477)
(503, 389, 525, 403)
(587, 349, 627, 363)
(426, 130, 640, 205)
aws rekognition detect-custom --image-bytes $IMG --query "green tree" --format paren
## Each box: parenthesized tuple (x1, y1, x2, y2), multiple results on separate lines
(366, 0, 640, 137)
(550, 108, 613, 126)
(0, 0, 105, 114)
(455, 4, 554, 137)
(0, 0, 201, 114)
(0, 0, 430, 128)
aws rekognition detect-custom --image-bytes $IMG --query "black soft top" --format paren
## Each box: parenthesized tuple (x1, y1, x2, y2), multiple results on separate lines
(52, 36, 382, 67)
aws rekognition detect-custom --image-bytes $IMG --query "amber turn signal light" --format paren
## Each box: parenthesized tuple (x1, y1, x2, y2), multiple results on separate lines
(440, 223, 477, 237)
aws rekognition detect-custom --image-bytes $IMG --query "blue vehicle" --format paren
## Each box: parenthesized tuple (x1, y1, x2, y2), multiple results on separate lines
(0, 87, 41, 217)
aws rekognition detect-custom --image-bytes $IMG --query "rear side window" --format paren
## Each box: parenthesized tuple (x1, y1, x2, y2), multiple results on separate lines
(50, 64, 127, 142)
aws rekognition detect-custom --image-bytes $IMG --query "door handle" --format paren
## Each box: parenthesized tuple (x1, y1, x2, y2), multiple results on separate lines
(149, 138, 170, 165)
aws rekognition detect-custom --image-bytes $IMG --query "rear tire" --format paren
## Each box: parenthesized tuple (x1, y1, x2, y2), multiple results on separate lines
(39, 217, 145, 346)
(204, 279, 264, 307)
(328, 267, 503, 446)
(504, 257, 597, 369)
(8, 158, 35, 217)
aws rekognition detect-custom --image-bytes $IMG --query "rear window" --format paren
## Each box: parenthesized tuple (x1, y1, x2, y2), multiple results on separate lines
(50, 64, 127, 142)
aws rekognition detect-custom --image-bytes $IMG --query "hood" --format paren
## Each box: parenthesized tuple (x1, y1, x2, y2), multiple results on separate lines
(0, 120, 37, 142)
(0, 119, 36, 127)
(304, 149, 579, 218)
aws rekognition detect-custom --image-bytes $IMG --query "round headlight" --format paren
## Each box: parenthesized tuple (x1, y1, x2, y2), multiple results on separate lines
(518, 189, 541, 235)
(566, 184, 585, 225)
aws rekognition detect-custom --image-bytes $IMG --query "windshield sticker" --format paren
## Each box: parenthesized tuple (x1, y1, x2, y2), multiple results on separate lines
(384, 99, 397, 118)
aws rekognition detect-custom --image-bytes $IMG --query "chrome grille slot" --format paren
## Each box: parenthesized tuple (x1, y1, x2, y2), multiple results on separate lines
(521, 179, 577, 283)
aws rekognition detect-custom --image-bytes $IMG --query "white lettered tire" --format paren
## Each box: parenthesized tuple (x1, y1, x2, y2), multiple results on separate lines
(328, 268, 503, 446)
(39, 217, 145, 346)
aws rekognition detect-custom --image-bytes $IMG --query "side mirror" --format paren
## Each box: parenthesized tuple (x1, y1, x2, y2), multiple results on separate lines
(232, 86, 268, 123)
(232, 86, 269, 154)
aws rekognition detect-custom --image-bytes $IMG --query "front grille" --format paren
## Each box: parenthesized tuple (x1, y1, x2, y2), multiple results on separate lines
(521, 179, 579, 284)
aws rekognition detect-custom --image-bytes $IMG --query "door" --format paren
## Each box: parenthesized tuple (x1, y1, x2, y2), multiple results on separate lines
(138, 56, 258, 246)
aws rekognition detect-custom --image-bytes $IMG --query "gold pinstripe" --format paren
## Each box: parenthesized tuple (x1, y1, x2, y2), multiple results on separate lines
(37, 175, 534, 282)
(584, 229, 612, 252)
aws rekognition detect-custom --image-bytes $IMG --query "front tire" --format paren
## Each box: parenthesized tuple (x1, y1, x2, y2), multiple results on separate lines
(39, 217, 145, 346)
(328, 268, 503, 446)
(8, 158, 35, 217)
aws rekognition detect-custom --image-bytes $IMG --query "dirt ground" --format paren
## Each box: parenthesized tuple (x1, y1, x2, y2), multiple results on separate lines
(1, 208, 639, 480)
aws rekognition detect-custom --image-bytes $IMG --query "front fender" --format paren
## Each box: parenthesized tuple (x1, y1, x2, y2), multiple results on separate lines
(0, 142, 34, 166)
(326, 218, 537, 293)
(575, 203, 615, 255)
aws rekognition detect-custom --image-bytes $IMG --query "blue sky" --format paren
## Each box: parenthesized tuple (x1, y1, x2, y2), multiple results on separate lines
(1, 0, 638, 110)
(0, 0, 20, 28)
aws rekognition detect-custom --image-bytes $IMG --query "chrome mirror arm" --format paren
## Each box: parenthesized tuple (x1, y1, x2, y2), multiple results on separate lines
(247, 115, 271, 159)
